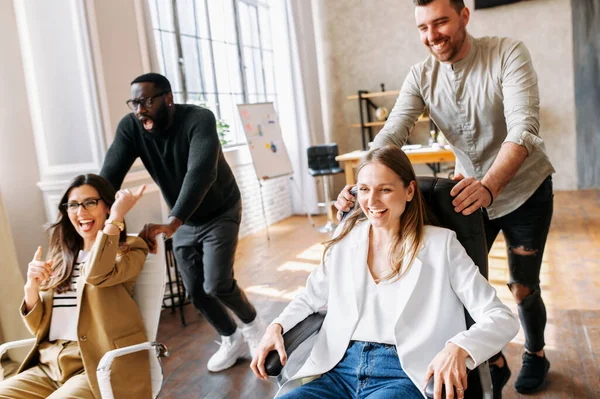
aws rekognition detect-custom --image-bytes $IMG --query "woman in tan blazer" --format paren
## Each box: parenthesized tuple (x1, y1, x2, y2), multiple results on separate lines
(0, 174, 152, 399)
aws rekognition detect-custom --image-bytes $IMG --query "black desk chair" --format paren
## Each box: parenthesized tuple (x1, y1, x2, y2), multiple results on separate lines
(265, 176, 493, 399)
(307, 144, 344, 233)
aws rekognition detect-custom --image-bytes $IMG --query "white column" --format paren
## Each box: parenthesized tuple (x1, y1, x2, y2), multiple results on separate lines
(13, 0, 106, 220)
(0, 0, 48, 274)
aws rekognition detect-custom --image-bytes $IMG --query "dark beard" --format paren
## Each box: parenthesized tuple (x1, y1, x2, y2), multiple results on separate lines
(147, 103, 171, 136)
(428, 25, 467, 63)
(447, 26, 467, 62)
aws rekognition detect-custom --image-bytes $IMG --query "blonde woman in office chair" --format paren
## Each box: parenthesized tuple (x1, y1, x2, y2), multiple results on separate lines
(0, 174, 152, 399)
(251, 146, 519, 399)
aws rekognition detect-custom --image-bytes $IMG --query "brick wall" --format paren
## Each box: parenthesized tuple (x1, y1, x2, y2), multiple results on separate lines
(226, 148, 293, 238)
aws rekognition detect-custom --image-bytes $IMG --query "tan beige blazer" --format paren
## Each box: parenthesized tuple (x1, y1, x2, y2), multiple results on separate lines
(18, 232, 152, 399)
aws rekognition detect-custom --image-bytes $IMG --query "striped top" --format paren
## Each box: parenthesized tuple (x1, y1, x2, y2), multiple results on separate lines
(48, 250, 89, 341)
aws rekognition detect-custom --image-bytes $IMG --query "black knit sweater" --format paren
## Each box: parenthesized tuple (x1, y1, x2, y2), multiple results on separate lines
(100, 104, 241, 225)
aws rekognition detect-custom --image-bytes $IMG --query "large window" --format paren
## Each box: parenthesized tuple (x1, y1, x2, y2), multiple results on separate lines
(148, 0, 277, 145)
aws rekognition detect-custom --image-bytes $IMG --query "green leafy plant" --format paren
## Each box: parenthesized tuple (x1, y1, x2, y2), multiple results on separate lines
(192, 97, 230, 146)
(216, 119, 230, 146)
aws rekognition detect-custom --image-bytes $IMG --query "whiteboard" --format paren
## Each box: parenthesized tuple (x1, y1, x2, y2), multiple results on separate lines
(237, 102, 294, 180)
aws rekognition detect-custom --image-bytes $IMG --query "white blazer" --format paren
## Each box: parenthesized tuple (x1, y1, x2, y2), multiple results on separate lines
(272, 222, 519, 398)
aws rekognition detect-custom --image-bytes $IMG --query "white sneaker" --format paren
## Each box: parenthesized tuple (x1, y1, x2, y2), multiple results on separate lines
(240, 318, 265, 359)
(207, 329, 247, 372)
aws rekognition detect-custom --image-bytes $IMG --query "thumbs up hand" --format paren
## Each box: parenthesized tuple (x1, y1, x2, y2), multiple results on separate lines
(25, 246, 54, 291)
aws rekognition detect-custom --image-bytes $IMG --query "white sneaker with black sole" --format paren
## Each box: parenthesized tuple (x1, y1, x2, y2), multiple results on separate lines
(207, 329, 247, 372)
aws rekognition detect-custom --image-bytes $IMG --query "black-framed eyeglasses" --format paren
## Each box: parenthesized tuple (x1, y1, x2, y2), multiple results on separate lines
(63, 198, 102, 214)
(126, 91, 169, 111)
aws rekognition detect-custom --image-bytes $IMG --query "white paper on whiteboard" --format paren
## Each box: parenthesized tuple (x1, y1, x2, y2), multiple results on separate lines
(237, 102, 294, 180)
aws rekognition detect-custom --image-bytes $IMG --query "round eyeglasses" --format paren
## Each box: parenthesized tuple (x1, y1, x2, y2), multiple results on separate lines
(63, 198, 102, 213)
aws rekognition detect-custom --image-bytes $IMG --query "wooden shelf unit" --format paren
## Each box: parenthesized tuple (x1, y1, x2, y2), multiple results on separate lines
(349, 116, 430, 128)
(348, 89, 433, 149)
(346, 90, 400, 100)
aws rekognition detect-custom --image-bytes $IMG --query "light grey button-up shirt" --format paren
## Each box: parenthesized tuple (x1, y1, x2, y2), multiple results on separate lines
(373, 35, 555, 219)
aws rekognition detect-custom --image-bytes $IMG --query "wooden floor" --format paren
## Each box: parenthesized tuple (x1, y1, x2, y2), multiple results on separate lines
(157, 190, 600, 399)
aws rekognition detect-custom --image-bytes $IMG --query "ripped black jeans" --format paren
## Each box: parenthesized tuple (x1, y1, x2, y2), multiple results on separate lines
(483, 176, 553, 353)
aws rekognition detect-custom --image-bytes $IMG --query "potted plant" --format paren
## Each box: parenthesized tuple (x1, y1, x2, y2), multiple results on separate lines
(192, 98, 229, 146)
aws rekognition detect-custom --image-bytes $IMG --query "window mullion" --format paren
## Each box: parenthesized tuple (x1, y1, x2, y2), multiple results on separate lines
(255, 6, 267, 100)
(191, 0, 207, 101)
(233, 0, 249, 104)
(153, 0, 168, 75)
(204, 0, 221, 118)
(250, 5, 260, 102)
(171, 0, 188, 103)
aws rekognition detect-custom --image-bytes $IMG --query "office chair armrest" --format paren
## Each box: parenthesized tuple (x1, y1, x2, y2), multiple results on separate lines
(97, 341, 169, 399)
(425, 363, 492, 399)
(0, 338, 36, 358)
(0, 338, 36, 381)
(265, 312, 326, 377)
(426, 373, 466, 399)
(425, 375, 447, 399)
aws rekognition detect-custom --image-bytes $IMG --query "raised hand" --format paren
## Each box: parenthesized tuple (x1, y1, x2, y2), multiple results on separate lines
(110, 185, 147, 220)
(24, 246, 53, 311)
(26, 246, 53, 290)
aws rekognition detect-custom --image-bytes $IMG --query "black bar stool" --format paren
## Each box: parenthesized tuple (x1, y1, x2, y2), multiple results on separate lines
(163, 238, 188, 327)
(307, 144, 344, 232)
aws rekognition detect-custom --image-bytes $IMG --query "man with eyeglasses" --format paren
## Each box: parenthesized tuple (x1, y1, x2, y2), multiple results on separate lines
(100, 73, 263, 373)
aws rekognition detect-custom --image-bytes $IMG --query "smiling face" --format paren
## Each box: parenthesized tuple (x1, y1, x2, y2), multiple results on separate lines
(66, 184, 110, 250)
(356, 162, 415, 231)
(415, 0, 470, 64)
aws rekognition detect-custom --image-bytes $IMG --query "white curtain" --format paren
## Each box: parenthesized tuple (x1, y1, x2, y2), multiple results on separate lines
(270, 0, 324, 215)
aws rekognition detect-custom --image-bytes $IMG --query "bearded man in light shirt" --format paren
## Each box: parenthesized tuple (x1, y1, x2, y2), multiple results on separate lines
(335, 1, 555, 398)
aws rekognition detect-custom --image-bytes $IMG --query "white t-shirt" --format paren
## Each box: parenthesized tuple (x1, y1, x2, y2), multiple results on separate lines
(48, 251, 88, 342)
(351, 268, 401, 345)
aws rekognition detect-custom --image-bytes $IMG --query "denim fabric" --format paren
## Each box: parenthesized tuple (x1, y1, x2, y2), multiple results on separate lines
(483, 176, 553, 352)
(172, 200, 256, 336)
(280, 341, 423, 399)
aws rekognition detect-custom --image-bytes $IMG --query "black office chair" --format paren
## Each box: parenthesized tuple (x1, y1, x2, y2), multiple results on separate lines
(307, 144, 344, 233)
(265, 176, 492, 399)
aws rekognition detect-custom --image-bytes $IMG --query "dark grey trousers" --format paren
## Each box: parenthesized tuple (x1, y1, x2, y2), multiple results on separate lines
(484, 176, 554, 353)
(172, 201, 256, 336)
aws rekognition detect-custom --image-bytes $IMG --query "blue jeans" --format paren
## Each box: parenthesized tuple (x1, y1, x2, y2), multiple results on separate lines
(280, 341, 422, 399)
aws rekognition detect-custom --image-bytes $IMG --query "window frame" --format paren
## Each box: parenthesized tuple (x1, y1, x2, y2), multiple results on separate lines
(148, 0, 277, 146)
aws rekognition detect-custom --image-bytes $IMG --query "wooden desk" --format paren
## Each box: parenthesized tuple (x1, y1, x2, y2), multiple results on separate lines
(335, 146, 456, 185)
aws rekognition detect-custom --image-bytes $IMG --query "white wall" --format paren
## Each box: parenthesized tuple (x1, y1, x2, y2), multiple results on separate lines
(0, 0, 47, 275)
(0, 193, 31, 358)
(313, 0, 576, 190)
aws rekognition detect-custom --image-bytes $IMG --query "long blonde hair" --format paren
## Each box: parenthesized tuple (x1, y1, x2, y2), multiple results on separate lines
(322, 146, 428, 281)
